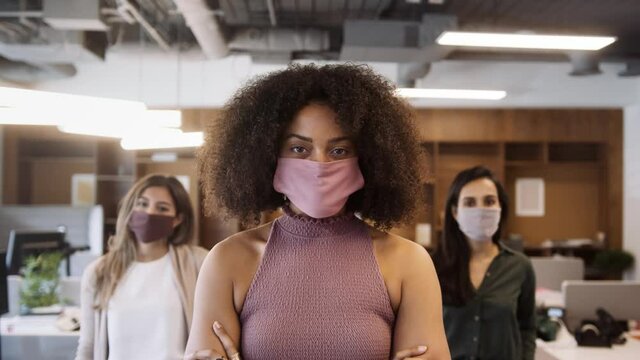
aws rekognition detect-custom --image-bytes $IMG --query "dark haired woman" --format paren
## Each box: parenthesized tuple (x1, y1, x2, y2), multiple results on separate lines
(432, 166, 536, 360)
(185, 64, 450, 360)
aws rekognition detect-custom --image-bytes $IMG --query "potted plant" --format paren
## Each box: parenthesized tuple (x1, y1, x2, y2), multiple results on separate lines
(592, 249, 635, 280)
(19, 252, 64, 315)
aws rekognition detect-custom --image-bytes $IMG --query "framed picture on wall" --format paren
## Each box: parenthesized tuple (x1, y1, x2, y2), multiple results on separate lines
(71, 174, 96, 206)
(515, 178, 545, 217)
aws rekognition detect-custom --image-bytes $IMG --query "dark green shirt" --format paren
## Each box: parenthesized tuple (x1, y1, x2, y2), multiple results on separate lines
(443, 245, 536, 360)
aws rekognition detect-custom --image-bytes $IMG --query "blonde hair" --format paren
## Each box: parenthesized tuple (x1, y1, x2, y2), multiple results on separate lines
(93, 174, 194, 309)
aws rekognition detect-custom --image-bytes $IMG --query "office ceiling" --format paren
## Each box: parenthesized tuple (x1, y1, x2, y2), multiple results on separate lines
(0, 0, 639, 84)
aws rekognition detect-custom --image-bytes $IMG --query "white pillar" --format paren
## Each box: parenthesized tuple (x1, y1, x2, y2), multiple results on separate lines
(0, 125, 3, 204)
(624, 104, 640, 280)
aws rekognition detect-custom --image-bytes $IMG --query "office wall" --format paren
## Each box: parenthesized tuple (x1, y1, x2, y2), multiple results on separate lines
(30, 160, 94, 204)
(624, 104, 640, 280)
(0, 126, 3, 204)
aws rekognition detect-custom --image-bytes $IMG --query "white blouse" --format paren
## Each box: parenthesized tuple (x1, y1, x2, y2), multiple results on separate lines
(107, 253, 186, 360)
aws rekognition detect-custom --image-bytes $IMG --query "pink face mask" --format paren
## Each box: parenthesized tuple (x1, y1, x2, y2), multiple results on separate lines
(273, 157, 365, 219)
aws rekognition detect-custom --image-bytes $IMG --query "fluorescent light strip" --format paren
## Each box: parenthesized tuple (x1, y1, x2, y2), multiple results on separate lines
(0, 108, 63, 125)
(396, 88, 506, 100)
(437, 31, 616, 51)
(57, 124, 160, 138)
(121, 131, 204, 150)
(1, 108, 182, 134)
(0, 86, 146, 113)
(0, 108, 144, 128)
(57, 111, 181, 137)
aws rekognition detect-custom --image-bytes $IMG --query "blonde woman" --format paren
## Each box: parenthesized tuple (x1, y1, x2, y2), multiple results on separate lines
(75, 174, 208, 360)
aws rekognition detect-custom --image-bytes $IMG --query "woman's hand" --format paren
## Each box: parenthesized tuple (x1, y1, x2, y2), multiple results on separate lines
(392, 345, 428, 360)
(184, 322, 241, 360)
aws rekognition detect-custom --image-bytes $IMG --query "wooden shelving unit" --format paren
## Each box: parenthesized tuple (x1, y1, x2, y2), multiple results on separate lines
(95, 141, 136, 249)
(395, 140, 610, 249)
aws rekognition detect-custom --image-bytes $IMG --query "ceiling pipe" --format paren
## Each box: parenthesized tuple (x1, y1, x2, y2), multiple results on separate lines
(266, 0, 277, 27)
(229, 28, 329, 52)
(116, 0, 171, 50)
(172, 0, 228, 59)
(0, 58, 76, 83)
(0, 11, 43, 18)
(397, 62, 431, 88)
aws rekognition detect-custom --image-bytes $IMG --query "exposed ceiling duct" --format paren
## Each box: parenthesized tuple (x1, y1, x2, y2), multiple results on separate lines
(43, 0, 108, 31)
(0, 0, 638, 84)
(0, 27, 107, 63)
(619, 60, 640, 77)
(568, 51, 602, 76)
(172, 0, 227, 59)
(397, 62, 432, 88)
(0, 0, 189, 83)
(0, 0, 108, 84)
(340, 14, 456, 63)
(0, 57, 76, 83)
(229, 28, 330, 53)
(116, 0, 171, 51)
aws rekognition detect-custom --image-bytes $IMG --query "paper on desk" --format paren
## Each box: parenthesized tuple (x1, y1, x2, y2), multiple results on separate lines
(536, 287, 564, 308)
(1, 315, 78, 336)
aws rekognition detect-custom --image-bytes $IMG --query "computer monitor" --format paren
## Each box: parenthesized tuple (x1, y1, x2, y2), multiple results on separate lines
(562, 280, 640, 331)
(531, 257, 584, 291)
(5, 230, 67, 276)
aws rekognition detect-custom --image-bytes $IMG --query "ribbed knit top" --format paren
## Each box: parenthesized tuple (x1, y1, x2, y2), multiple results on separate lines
(239, 207, 396, 359)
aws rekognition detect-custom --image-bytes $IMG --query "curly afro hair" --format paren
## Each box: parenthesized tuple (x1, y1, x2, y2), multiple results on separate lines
(198, 63, 424, 230)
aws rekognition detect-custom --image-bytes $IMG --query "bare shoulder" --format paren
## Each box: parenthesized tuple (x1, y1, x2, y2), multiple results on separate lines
(204, 221, 273, 269)
(369, 227, 432, 266)
(368, 226, 436, 312)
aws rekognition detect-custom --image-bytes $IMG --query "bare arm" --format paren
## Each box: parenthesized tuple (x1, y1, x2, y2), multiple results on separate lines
(75, 259, 100, 360)
(393, 244, 451, 360)
(185, 241, 242, 356)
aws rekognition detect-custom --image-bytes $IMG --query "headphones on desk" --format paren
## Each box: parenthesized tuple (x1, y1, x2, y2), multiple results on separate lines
(573, 307, 627, 347)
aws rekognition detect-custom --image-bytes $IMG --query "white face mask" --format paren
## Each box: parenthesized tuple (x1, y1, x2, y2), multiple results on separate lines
(456, 207, 501, 241)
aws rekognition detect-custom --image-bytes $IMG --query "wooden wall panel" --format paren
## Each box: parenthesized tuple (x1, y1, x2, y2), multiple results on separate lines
(506, 165, 601, 245)
(503, 110, 551, 141)
(413, 109, 620, 143)
(415, 110, 506, 142)
(2, 127, 19, 204)
(30, 160, 94, 204)
(3, 126, 97, 204)
(606, 117, 624, 249)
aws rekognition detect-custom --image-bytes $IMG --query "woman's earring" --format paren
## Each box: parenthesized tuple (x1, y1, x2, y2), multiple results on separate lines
(283, 194, 288, 201)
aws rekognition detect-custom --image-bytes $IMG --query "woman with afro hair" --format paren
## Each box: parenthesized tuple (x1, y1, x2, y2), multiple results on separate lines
(185, 63, 450, 360)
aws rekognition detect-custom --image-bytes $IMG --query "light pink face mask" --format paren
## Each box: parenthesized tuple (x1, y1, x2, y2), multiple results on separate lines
(273, 157, 365, 219)
(456, 207, 501, 242)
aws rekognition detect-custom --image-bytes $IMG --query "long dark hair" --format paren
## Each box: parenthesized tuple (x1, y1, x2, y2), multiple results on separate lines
(432, 166, 509, 306)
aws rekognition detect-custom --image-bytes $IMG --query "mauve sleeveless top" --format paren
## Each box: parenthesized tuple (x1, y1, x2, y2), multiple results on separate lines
(240, 207, 395, 359)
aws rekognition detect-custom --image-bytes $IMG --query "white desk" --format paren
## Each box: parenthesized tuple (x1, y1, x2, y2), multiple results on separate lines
(535, 320, 640, 360)
(1, 314, 79, 360)
(534, 287, 640, 360)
